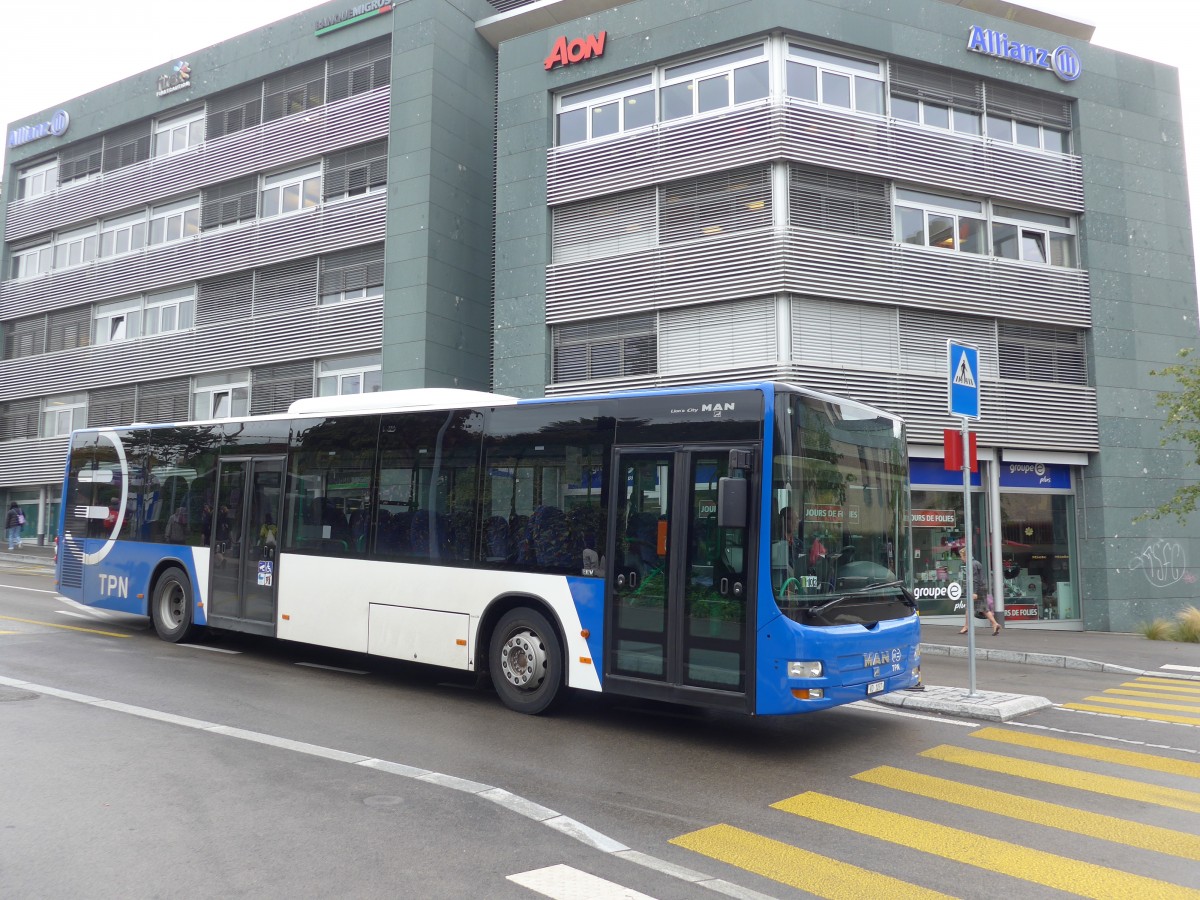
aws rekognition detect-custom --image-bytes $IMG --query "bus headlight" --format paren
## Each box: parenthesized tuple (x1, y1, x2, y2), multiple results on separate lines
(788, 660, 823, 678)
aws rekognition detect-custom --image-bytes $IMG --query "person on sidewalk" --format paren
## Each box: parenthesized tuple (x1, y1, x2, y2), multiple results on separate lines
(6, 501, 25, 551)
(957, 543, 1001, 636)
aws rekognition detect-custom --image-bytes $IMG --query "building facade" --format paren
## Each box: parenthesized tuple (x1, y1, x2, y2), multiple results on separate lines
(2, 0, 1197, 631)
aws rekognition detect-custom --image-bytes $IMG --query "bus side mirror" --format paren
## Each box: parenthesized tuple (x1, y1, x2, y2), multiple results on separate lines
(717, 476, 747, 529)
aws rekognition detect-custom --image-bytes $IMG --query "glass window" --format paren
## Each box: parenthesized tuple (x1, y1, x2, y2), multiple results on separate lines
(193, 370, 250, 420)
(986, 114, 1013, 142)
(53, 225, 99, 270)
(10, 244, 52, 280)
(154, 108, 205, 157)
(992, 206, 1076, 268)
(260, 163, 321, 218)
(144, 287, 195, 336)
(286, 416, 379, 557)
(659, 44, 768, 122)
(94, 297, 143, 345)
(100, 213, 148, 259)
(317, 353, 382, 396)
(924, 103, 950, 129)
(149, 197, 201, 246)
(42, 394, 87, 437)
(373, 410, 483, 563)
(999, 492, 1078, 620)
(480, 405, 610, 574)
(952, 108, 981, 135)
(788, 44, 884, 115)
(894, 188, 986, 254)
(17, 158, 58, 201)
(557, 73, 655, 145)
(1044, 127, 1071, 154)
(891, 96, 919, 122)
(1015, 121, 1041, 148)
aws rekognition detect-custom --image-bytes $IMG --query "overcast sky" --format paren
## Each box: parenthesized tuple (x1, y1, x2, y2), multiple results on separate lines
(2, 0, 1197, 292)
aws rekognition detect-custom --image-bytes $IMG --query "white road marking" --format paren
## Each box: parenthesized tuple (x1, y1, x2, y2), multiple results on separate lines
(0, 671, 759, 898)
(1162, 664, 1200, 674)
(178, 643, 241, 654)
(0, 584, 59, 594)
(508, 864, 656, 899)
(1008, 716, 1199, 756)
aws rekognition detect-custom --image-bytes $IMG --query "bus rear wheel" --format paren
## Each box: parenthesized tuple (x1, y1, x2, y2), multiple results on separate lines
(152, 567, 201, 643)
(489, 608, 565, 715)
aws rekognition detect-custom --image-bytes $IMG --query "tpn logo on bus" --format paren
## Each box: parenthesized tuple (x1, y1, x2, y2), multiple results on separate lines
(966, 25, 1081, 82)
(156, 61, 192, 97)
(315, 0, 395, 37)
(8, 109, 69, 149)
(544, 31, 606, 71)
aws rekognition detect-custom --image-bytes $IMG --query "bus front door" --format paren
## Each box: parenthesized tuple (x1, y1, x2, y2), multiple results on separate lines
(607, 448, 751, 707)
(208, 457, 284, 635)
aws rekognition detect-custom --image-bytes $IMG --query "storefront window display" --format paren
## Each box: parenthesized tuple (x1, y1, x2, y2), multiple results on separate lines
(910, 469, 987, 618)
(909, 457, 1080, 623)
(997, 464, 1078, 622)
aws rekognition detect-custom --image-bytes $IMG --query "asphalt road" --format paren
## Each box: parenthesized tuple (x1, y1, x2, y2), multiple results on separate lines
(3, 566, 1197, 899)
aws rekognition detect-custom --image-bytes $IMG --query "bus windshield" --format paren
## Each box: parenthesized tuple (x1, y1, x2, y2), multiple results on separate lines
(771, 391, 913, 625)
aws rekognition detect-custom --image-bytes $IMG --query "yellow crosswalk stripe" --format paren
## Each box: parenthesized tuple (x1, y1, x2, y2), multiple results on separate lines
(1133, 677, 1200, 693)
(1082, 694, 1200, 714)
(970, 727, 1200, 779)
(1062, 702, 1200, 726)
(774, 792, 1200, 900)
(1102, 687, 1200, 705)
(920, 745, 1200, 813)
(854, 765, 1200, 861)
(670, 823, 956, 899)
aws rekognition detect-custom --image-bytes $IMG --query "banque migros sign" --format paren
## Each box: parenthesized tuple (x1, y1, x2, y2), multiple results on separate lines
(967, 25, 1082, 82)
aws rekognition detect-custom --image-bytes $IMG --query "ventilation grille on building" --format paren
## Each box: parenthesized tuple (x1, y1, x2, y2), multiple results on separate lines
(552, 315, 656, 383)
(87, 385, 137, 427)
(102, 121, 152, 174)
(552, 188, 656, 264)
(255, 258, 318, 318)
(660, 298, 776, 374)
(789, 166, 890, 239)
(998, 321, 1088, 384)
(252, 361, 314, 415)
(889, 60, 984, 110)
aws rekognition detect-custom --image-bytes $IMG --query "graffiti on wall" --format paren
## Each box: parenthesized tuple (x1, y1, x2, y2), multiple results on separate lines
(1131, 539, 1191, 588)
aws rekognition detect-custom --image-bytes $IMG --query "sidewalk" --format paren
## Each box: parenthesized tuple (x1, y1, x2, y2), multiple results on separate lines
(0, 543, 55, 568)
(876, 621, 1200, 722)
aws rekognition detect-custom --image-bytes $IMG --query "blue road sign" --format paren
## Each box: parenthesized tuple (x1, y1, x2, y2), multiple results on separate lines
(947, 340, 980, 419)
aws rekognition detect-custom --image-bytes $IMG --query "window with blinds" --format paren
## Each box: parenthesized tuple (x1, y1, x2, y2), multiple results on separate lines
(898, 308, 997, 377)
(46, 306, 92, 353)
(659, 298, 776, 373)
(252, 361, 314, 415)
(136, 378, 190, 424)
(201, 176, 258, 230)
(255, 258, 319, 316)
(794, 297, 899, 370)
(102, 121, 152, 172)
(197, 271, 254, 325)
(264, 60, 326, 122)
(659, 165, 772, 245)
(552, 188, 656, 264)
(206, 84, 263, 140)
(58, 137, 103, 184)
(319, 244, 384, 305)
(87, 386, 137, 427)
(789, 166, 890, 238)
(327, 38, 391, 102)
(0, 399, 40, 442)
(4, 316, 46, 359)
(552, 315, 656, 383)
(324, 140, 387, 201)
(998, 322, 1088, 385)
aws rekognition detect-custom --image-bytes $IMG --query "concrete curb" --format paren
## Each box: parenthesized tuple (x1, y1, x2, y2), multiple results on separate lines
(919, 641, 1200, 681)
(874, 684, 1053, 721)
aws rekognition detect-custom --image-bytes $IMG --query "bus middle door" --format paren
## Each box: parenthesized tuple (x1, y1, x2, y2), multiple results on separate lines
(208, 456, 284, 635)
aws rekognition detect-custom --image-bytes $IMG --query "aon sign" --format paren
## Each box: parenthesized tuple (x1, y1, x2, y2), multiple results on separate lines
(544, 32, 607, 71)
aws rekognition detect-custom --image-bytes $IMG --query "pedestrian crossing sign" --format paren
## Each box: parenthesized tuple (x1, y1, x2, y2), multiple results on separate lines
(948, 340, 980, 419)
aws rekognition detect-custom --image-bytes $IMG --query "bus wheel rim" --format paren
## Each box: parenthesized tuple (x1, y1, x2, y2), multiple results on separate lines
(500, 629, 545, 691)
(162, 583, 184, 627)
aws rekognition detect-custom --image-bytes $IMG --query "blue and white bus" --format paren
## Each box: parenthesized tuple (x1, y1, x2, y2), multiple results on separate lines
(56, 381, 920, 715)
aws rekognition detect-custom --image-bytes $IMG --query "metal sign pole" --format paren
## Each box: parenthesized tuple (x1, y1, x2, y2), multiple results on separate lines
(961, 416, 976, 696)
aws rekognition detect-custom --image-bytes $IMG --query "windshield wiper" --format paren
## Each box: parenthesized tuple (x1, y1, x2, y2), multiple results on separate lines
(810, 580, 908, 617)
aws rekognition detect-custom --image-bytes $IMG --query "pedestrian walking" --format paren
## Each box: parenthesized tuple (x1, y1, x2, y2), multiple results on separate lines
(957, 543, 1001, 636)
(6, 501, 26, 551)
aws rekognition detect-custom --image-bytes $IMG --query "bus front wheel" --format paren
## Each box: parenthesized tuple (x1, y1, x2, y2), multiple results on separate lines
(489, 608, 565, 715)
(152, 567, 201, 643)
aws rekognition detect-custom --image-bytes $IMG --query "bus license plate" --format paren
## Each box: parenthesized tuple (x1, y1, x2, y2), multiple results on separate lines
(867, 680, 885, 695)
